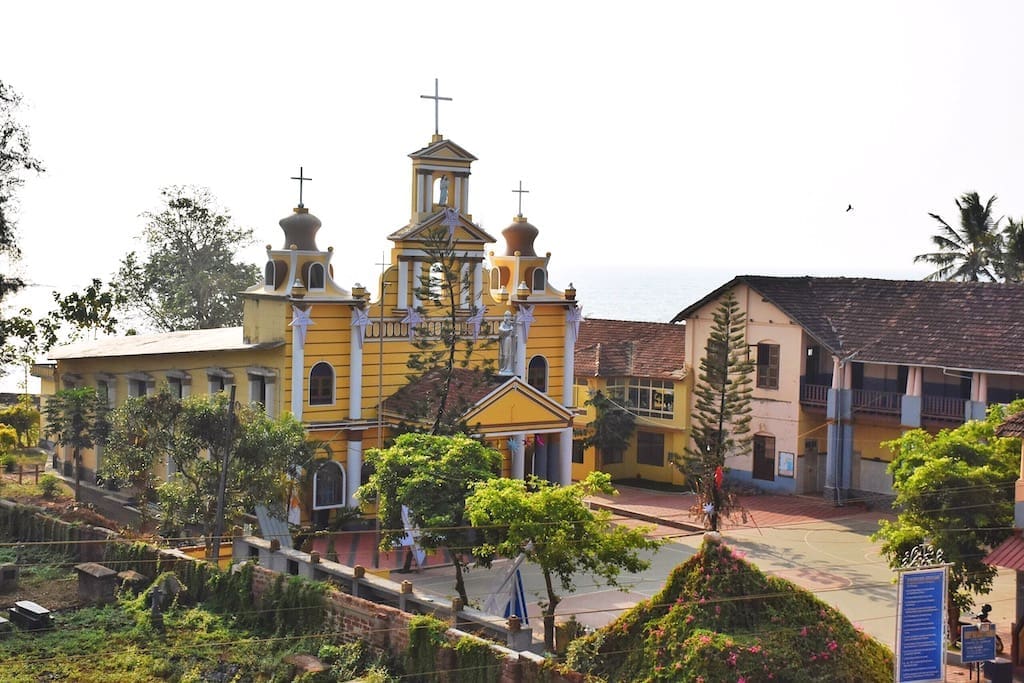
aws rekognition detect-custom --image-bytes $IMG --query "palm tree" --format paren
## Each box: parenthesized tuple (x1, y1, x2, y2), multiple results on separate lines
(915, 192, 1002, 281)
(996, 217, 1024, 282)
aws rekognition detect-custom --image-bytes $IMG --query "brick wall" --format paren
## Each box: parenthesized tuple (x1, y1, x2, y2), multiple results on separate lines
(249, 565, 579, 682)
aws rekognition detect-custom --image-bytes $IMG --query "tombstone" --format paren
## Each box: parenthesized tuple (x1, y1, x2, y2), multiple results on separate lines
(8, 600, 52, 630)
(117, 569, 147, 594)
(0, 562, 19, 591)
(74, 562, 118, 605)
(0, 616, 11, 640)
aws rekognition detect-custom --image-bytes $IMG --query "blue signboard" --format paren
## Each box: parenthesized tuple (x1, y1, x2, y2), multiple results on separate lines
(895, 566, 947, 683)
(961, 623, 997, 664)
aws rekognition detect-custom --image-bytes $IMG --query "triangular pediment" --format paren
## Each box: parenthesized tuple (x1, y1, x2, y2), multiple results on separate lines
(409, 138, 477, 162)
(388, 210, 496, 245)
(464, 377, 573, 434)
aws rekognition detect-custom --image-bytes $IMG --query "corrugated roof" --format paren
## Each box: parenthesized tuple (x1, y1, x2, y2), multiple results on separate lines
(673, 276, 1024, 374)
(574, 318, 686, 380)
(48, 327, 282, 360)
(984, 533, 1024, 571)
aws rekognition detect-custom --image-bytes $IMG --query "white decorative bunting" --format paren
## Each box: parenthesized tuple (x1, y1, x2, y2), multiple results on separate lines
(442, 207, 460, 240)
(566, 306, 583, 344)
(289, 306, 314, 348)
(467, 306, 486, 341)
(401, 307, 424, 340)
(351, 307, 370, 349)
(517, 304, 535, 341)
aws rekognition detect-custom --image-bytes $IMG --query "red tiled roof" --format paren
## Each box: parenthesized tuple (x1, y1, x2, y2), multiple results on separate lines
(673, 276, 1024, 374)
(997, 411, 1024, 437)
(574, 318, 686, 380)
(984, 533, 1024, 571)
(381, 367, 506, 421)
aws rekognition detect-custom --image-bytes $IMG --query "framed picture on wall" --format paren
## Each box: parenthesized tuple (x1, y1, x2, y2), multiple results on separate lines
(778, 451, 795, 478)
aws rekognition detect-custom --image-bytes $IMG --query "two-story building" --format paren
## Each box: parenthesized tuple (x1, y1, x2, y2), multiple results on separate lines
(35, 125, 582, 526)
(672, 276, 1024, 501)
(571, 318, 688, 485)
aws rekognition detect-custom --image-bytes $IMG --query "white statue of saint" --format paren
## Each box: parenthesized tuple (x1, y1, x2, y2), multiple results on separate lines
(438, 176, 449, 206)
(498, 310, 515, 375)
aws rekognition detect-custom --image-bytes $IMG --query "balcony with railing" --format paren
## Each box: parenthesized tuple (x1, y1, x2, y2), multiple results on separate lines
(799, 379, 967, 423)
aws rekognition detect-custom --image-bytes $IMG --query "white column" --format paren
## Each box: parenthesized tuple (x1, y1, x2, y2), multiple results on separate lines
(511, 434, 525, 480)
(473, 263, 483, 309)
(563, 320, 576, 407)
(831, 356, 842, 389)
(397, 260, 409, 310)
(347, 439, 362, 505)
(454, 176, 463, 212)
(265, 379, 276, 417)
(412, 261, 423, 308)
(416, 174, 425, 214)
(979, 372, 988, 403)
(291, 328, 304, 420)
(349, 322, 363, 420)
(559, 428, 572, 486)
(460, 263, 470, 308)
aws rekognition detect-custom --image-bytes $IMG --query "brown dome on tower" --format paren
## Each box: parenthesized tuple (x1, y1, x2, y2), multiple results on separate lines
(280, 207, 321, 251)
(502, 215, 539, 256)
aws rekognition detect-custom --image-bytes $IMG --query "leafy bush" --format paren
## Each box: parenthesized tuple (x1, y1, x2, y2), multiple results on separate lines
(1, 451, 16, 472)
(39, 473, 61, 498)
(573, 536, 893, 682)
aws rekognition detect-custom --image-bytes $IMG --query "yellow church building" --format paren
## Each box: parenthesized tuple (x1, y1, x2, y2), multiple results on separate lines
(36, 123, 582, 527)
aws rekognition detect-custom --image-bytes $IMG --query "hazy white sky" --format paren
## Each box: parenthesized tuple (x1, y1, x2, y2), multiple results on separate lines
(4, 1, 1023, 325)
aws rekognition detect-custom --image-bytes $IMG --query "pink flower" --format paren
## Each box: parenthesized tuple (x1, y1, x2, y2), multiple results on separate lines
(715, 606, 722, 615)
(738, 678, 747, 683)
(686, 614, 695, 624)
(800, 627, 808, 637)
(810, 655, 817, 662)
(727, 652, 738, 666)
(748, 645, 762, 654)
(828, 640, 838, 651)
(699, 635, 712, 645)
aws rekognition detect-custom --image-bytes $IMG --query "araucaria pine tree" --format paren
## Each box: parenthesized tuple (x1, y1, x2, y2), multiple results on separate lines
(675, 290, 753, 531)
(404, 219, 493, 435)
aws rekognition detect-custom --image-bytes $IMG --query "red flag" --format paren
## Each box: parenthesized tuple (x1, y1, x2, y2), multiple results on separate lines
(714, 466, 724, 490)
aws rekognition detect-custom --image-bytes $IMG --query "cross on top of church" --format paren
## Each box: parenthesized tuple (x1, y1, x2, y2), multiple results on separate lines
(512, 180, 530, 217)
(291, 167, 312, 208)
(420, 78, 452, 136)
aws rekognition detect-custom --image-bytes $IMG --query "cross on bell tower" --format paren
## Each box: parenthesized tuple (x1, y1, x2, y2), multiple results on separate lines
(291, 167, 312, 208)
(420, 78, 452, 138)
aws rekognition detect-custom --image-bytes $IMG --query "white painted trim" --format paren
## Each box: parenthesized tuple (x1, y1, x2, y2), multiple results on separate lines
(349, 323, 363, 419)
(397, 260, 409, 309)
(559, 429, 572, 485)
(347, 441, 362, 505)
(291, 325, 304, 419)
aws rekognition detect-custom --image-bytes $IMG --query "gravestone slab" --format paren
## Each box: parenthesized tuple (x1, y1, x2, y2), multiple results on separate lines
(0, 562, 19, 591)
(9, 600, 52, 630)
(75, 562, 117, 605)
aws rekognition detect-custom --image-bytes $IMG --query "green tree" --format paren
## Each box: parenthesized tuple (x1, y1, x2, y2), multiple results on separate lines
(873, 400, 1024, 640)
(356, 432, 502, 605)
(0, 396, 40, 448)
(104, 391, 313, 556)
(0, 80, 45, 378)
(582, 390, 636, 465)
(42, 387, 110, 501)
(115, 186, 259, 331)
(466, 471, 661, 652)
(100, 385, 183, 529)
(915, 191, 1002, 282)
(403, 221, 494, 435)
(51, 278, 127, 340)
(0, 80, 44, 306)
(996, 216, 1024, 282)
(672, 290, 753, 531)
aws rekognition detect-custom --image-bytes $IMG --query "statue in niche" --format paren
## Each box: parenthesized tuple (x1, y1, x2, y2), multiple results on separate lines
(498, 310, 515, 375)
(438, 176, 449, 206)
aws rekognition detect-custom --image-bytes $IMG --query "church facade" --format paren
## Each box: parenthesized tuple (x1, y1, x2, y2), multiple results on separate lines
(37, 127, 581, 527)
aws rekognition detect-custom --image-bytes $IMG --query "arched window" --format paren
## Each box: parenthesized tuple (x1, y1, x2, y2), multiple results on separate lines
(306, 262, 325, 290)
(528, 355, 548, 392)
(532, 268, 546, 291)
(490, 267, 500, 290)
(264, 262, 276, 287)
(309, 362, 334, 405)
(313, 461, 346, 509)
